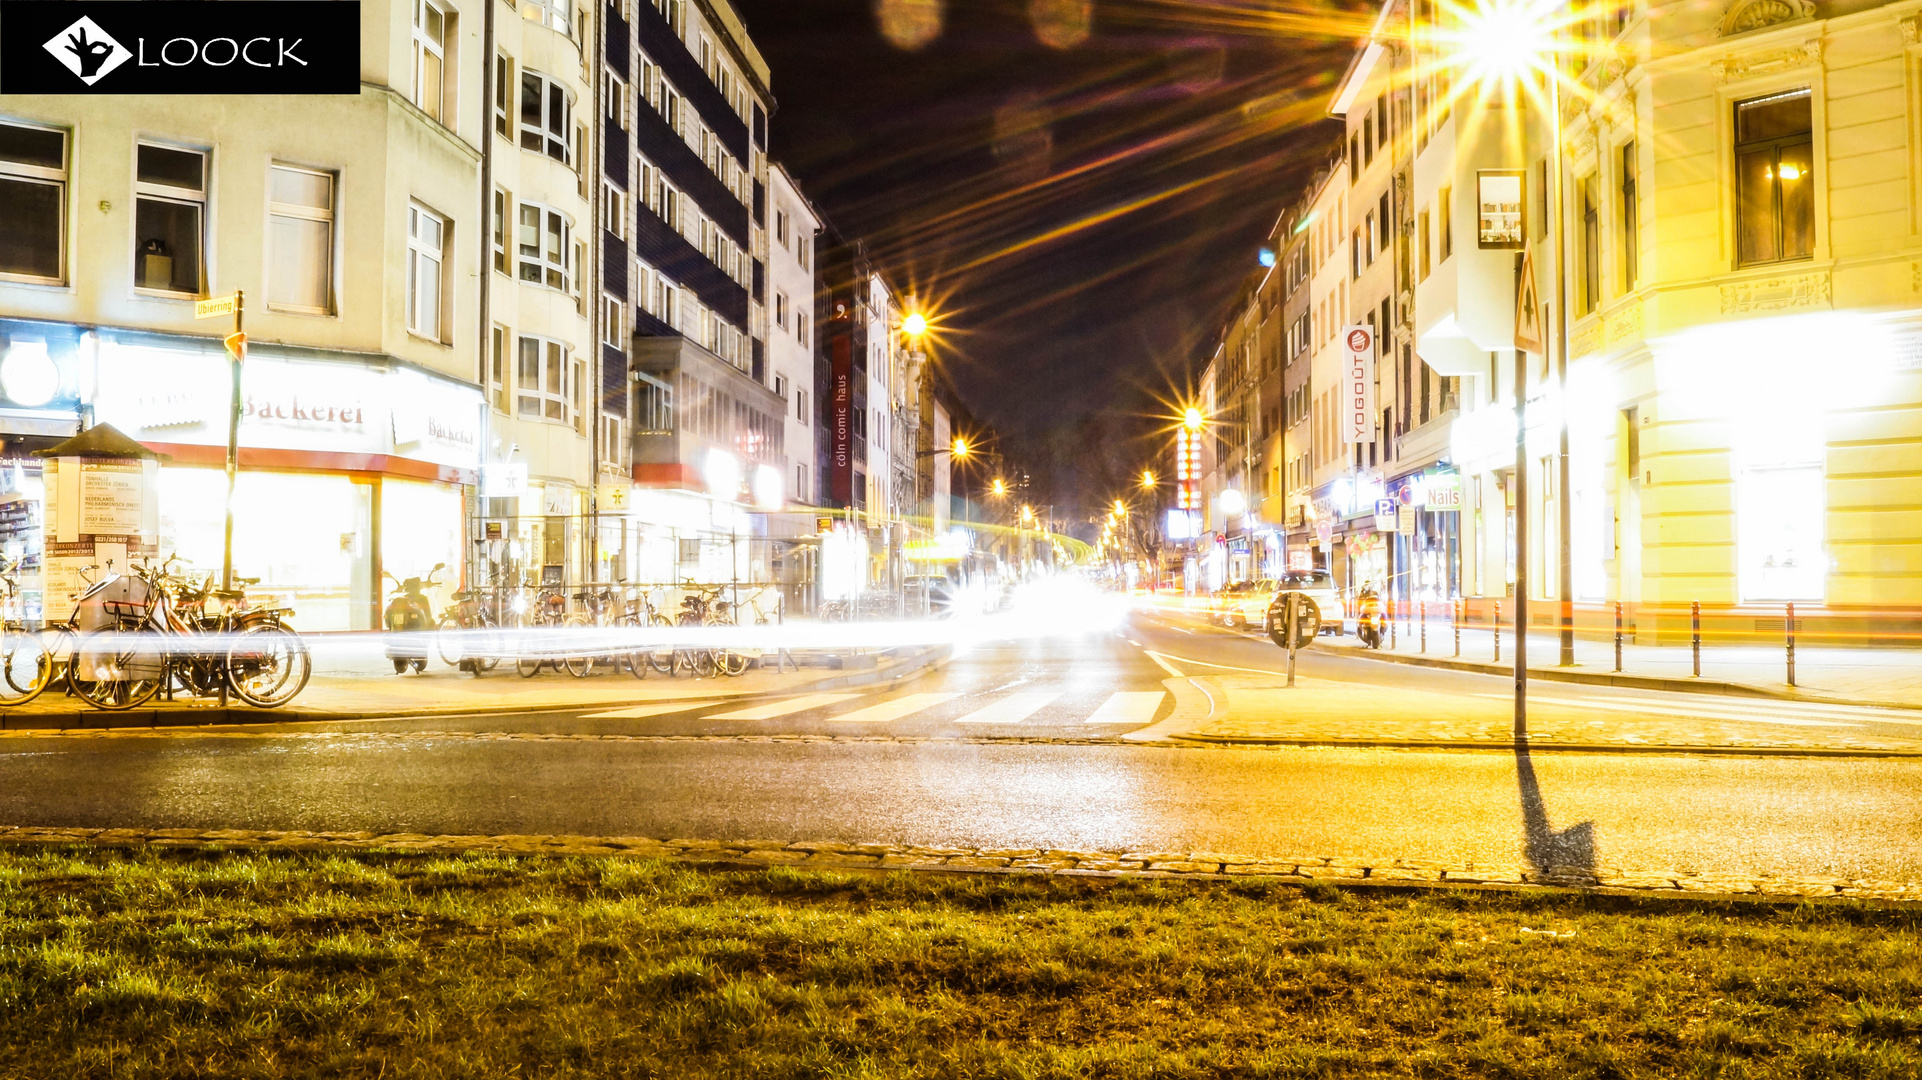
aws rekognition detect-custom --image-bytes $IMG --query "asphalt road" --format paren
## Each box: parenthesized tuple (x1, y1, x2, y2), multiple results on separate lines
(1, 603, 1918, 881)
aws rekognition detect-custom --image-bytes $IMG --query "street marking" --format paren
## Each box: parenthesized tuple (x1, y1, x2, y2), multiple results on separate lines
(1144, 651, 1186, 678)
(952, 692, 1061, 725)
(1476, 693, 1859, 728)
(1146, 651, 1297, 677)
(823, 692, 961, 724)
(704, 693, 860, 720)
(990, 677, 1030, 692)
(581, 701, 724, 719)
(1128, 639, 1144, 646)
(1086, 691, 1166, 724)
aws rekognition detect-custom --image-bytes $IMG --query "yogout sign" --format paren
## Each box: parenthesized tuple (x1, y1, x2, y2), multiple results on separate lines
(1, 2, 360, 93)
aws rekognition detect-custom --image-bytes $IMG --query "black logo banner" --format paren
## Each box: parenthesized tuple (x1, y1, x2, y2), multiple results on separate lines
(1, 1, 360, 94)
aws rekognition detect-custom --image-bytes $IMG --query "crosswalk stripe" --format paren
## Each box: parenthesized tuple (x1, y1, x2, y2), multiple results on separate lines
(582, 701, 724, 719)
(1085, 691, 1166, 725)
(951, 692, 1061, 725)
(823, 692, 961, 724)
(705, 693, 861, 720)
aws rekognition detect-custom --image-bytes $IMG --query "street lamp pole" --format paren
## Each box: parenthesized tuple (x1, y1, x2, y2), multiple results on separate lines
(1551, 69, 1575, 666)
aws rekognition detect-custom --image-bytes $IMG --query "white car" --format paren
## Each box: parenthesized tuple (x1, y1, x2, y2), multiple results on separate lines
(1263, 570, 1343, 636)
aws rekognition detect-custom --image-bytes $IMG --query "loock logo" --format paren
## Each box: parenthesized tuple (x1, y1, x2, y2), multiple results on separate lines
(2, 2, 360, 94)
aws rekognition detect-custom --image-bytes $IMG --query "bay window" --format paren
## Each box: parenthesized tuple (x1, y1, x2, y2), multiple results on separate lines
(520, 70, 572, 163)
(413, 0, 449, 123)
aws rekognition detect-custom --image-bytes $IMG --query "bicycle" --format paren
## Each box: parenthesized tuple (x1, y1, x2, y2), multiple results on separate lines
(0, 558, 63, 707)
(515, 585, 569, 678)
(436, 582, 503, 674)
(621, 587, 677, 679)
(562, 585, 624, 678)
(67, 557, 311, 711)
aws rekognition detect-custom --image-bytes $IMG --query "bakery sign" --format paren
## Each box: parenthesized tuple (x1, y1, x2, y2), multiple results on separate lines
(93, 340, 479, 466)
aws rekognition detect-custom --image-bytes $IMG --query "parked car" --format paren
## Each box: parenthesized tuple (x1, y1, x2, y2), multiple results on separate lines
(1265, 569, 1343, 635)
(1224, 579, 1281, 629)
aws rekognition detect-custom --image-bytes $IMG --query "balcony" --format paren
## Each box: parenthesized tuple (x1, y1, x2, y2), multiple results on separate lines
(630, 331, 785, 496)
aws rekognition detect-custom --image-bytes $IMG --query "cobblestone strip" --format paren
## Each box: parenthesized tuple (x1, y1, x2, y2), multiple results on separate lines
(0, 825, 1914, 903)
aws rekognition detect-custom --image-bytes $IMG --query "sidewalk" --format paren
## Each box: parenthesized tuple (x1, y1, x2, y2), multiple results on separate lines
(1313, 616, 1922, 711)
(0, 638, 946, 730)
(1177, 670, 1922, 755)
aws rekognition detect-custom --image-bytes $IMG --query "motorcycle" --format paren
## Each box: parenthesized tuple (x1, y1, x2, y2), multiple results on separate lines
(383, 563, 444, 674)
(1355, 585, 1385, 649)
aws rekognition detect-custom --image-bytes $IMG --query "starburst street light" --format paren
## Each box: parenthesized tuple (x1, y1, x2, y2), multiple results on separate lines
(991, 478, 1009, 497)
(1140, 470, 1156, 489)
(1183, 406, 1205, 432)
(901, 311, 929, 338)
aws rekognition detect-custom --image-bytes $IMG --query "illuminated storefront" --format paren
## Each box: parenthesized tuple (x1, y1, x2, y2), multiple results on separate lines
(89, 335, 481, 630)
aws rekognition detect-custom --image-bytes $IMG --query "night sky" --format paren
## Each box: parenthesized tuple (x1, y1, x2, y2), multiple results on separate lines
(734, 0, 1364, 513)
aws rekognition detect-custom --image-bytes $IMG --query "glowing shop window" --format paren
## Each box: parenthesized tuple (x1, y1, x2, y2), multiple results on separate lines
(1737, 465, 1825, 602)
(381, 478, 465, 612)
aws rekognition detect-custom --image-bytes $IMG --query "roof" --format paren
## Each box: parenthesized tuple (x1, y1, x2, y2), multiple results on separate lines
(1327, 0, 1400, 117)
(32, 423, 170, 461)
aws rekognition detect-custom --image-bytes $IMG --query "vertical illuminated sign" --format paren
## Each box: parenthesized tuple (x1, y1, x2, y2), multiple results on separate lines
(1342, 325, 1376, 444)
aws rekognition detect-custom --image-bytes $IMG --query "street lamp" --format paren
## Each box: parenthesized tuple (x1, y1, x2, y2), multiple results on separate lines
(917, 435, 970, 460)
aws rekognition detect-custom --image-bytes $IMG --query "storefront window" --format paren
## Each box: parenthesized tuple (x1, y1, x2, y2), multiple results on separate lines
(382, 478, 464, 612)
(1738, 465, 1824, 601)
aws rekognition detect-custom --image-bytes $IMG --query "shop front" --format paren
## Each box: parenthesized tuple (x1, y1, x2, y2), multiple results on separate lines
(89, 335, 480, 630)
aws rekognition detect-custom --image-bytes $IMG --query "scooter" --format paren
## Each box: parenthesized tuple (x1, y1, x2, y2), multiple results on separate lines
(1355, 585, 1385, 649)
(383, 563, 444, 674)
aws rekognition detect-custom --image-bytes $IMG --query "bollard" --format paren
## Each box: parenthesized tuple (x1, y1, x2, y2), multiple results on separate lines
(1389, 597, 1397, 650)
(1613, 601, 1624, 673)
(1691, 600, 1702, 677)
(1786, 601, 1796, 688)
(1493, 599, 1502, 663)
(1453, 598, 1461, 657)
(1420, 600, 1427, 653)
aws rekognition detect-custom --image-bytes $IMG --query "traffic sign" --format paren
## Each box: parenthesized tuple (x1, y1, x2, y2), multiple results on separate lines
(1514, 244, 1544, 354)
(223, 332, 247, 360)
(1397, 504, 1416, 535)
(195, 294, 240, 319)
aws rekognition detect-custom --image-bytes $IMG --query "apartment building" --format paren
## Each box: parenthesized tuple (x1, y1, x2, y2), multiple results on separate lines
(1299, 161, 1351, 575)
(613, 0, 785, 583)
(0, 0, 490, 629)
(764, 163, 819, 506)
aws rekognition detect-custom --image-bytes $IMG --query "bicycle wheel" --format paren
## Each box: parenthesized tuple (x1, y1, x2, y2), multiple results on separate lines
(715, 649, 750, 677)
(226, 625, 312, 708)
(0, 628, 56, 705)
(561, 614, 595, 678)
(436, 612, 468, 667)
(646, 615, 677, 674)
(70, 628, 165, 711)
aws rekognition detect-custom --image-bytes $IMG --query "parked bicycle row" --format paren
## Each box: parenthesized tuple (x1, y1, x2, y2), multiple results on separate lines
(386, 568, 781, 679)
(0, 555, 311, 711)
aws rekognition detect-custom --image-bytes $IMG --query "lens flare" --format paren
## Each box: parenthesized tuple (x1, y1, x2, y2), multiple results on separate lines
(1029, 0, 1092, 50)
(876, 0, 944, 51)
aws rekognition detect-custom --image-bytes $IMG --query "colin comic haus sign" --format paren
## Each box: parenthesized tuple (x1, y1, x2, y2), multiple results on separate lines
(0, 2, 359, 94)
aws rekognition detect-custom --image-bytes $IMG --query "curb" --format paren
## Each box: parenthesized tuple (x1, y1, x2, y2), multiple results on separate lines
(0, 646, 952, 732)
(0, 827, 1913, 905)
(1173, 732, 1922, 758)
(1313, 639, 1922, 713)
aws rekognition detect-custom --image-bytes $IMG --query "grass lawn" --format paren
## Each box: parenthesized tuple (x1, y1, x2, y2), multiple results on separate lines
(0, 848, 1917, 1078)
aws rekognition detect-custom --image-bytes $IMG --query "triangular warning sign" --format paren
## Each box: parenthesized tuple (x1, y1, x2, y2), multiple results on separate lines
(1514, 243, 1544, 355)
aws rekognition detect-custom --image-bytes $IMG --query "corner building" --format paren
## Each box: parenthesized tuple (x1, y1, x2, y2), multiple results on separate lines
(0, 0, 491, 629)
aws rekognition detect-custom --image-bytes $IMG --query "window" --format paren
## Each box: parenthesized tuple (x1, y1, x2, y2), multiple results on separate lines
(0, 121, 66, 283)
(492, 189, 510, 272)
(574, 357, 588, 434)
(774, 208, 790, 248)
(1735, 89, 1813, 266)
(774, 290, 788, 330)
(134, 143, 206, 295)
(635, 372, 673, 434)
(1534, 158, 1548, 240)
(1417, 209, 1430, 281)
(267, 165, 334, 314)
(494, 54, 514, 136)
(600, 181, 627, 242)
(1580, 174, 1600, 314)
(490, 324, 510, 413)
(524, 0, 571, 32)
(796, 310, 809, 345)
(520, 71, 572, 163)
(1438, 185, 1452, 260)
(517, 335, 571, 420)
(795, 463, 807, 499)
(1349, 137, 1359, 181)
(517, 202, 572, 291)
(601, 295, 625, 346)
(1362, 115, 1373, 166)
(1619, 141, 1638, 289)
(413, 0, 448, 123)
(407, 203, 446, 340)
(796, 388, 808, 424)
(603, 69, 628, 129)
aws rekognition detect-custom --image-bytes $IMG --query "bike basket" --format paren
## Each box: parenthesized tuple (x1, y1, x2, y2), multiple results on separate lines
(73, 575, 159, 631)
